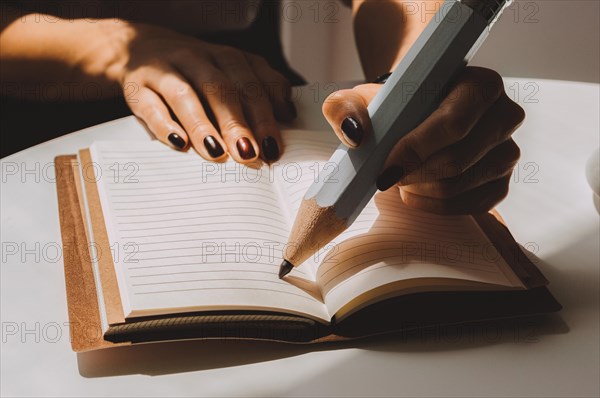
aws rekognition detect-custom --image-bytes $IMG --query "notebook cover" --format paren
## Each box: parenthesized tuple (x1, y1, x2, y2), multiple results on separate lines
(55, 154, 561, 352)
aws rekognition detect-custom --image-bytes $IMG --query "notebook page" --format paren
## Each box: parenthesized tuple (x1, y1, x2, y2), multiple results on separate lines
(272, 130, 342, 272)
(315, 189, 525, 316)
(88, 140, 329, 322)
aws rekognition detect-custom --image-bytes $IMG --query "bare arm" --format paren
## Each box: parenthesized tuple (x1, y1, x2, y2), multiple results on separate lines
(0, 6, 129, 101)
(0, 4, 294, 163)
(351, 0, 444, 80)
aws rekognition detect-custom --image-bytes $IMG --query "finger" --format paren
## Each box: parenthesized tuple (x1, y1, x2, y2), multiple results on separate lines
(400, 93, 525, 185)
(399, 174, 512, 215)
(376, 67, 505, 190)
(245, 53, 296, 123)
(154, 72, 228, 161)
(401, 139, 520, 199)
(127, 86, 189, 151)
(177, 58, 260, 164)
(135, 63, 228, 160)
(216, 52, 283, 163)
(321, 83, 380, 147)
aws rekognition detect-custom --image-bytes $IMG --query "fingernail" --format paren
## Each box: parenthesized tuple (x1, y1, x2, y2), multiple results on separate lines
(168, 132, 186, 150)
(261, 136, 280, 162)
(341, 117, 363, 147)
(376, 165, 404, 191)
(203, 135, 225, 158)
(236, 137, 256, 160)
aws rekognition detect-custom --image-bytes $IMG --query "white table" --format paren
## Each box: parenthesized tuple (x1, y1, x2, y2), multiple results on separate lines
(1, 79, 599, 397)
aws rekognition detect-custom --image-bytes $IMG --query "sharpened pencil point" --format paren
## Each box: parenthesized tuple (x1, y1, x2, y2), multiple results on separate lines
(278, 260, 294, 279)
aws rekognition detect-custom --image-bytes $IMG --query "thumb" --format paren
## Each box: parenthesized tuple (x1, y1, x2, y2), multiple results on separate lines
(321, 84, 380, 148)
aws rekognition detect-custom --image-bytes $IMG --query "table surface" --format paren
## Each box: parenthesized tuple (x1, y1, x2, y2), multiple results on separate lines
(1, 79, 599, 397)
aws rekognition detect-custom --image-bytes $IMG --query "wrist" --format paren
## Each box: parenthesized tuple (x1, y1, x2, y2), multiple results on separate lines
(75, 18, 135, 87)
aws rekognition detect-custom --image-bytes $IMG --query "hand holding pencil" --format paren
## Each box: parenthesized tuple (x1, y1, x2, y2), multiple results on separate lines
(279, 0, 523, 278)
(322, 66, 524, 216)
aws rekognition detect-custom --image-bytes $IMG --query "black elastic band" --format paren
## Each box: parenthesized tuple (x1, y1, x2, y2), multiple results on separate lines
(372, 72, 392, 84)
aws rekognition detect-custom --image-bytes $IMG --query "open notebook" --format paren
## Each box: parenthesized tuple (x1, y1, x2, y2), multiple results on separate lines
(55, 130, 560, 351)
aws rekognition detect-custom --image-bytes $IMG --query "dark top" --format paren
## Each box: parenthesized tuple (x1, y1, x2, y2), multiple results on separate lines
(1, 0, 304, 157)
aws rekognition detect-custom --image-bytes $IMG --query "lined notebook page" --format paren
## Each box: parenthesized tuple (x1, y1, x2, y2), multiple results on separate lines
(88, 139, 330, 322)
(314, 189, 525, 316)
(271, 130, 524, 316)
(272, 130, 341, 271)
(274, 130, 340, 217)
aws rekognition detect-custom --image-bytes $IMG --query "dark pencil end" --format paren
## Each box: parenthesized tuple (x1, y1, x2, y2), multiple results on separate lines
(278, 260, 295, 279)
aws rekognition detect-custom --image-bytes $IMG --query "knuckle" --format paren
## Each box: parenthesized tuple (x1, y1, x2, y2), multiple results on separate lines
(496, 139, 521, 165)
(222, 119, 249, 135)
(397, 138, 425, 170)
(324, 90, 347, 106)
(188, 120, 215, 137)
(323, 90, 364, 115)
(170, 47, 197, 61)
(506, 140, 521, 163)
(134, 104, 155, 120)
(482, 68, 504, 89)
(507, 99, 526, 127)
(322, 90, 349, 114)
(249, 53, 270, 69)
(471, 67, 504, 90)
(169, 82, 193, 100)
(218, 47, 246, 66)
(438, 107, 470, 141)
(464, 67, 504, 101)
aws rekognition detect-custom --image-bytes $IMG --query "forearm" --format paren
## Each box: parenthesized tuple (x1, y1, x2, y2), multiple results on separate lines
(351, 0, 444, 80)
(0, 7, 131, 101)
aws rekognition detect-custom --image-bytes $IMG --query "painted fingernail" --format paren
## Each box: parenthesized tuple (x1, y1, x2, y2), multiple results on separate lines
(261, 136, 280, 162)
(376, 166, 404, 191)
(236, 137, 256, 160)
(168, 133, 186, 150)
(203, 135, 225, 158)
(341, 117, 363, 147)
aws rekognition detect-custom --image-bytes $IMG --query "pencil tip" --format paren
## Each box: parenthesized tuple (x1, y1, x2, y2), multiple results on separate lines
(278, 260, 294, 279)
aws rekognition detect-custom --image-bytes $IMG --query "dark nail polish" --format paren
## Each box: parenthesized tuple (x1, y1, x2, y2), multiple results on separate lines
(168, 133, 186, 149)
(372, 72, 392, 84)
(203, 135, 225, 158)
(341, 117, 363, 147)
(236, 137, 256, 160)
(261, 136, 280, 162)
(376, 165, 404, 191)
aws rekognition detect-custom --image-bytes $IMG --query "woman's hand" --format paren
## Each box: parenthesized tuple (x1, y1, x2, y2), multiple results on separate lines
(322, 67, 525, 215)
(112, 23, 295, 163)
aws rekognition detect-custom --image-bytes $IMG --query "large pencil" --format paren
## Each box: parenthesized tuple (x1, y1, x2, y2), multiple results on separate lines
(279, 0, 511, 278)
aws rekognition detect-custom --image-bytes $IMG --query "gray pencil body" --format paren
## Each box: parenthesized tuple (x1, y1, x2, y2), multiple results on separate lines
(281, 0, 510, 273)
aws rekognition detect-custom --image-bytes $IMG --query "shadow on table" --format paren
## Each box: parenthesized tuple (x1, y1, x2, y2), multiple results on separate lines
(77, 312, 568, 378)
(78, 255, 575, 380)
